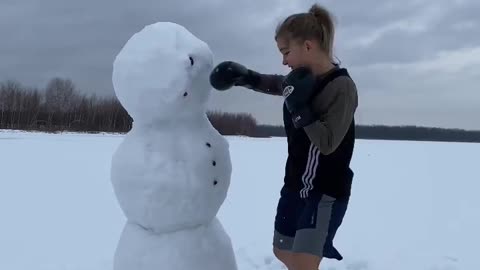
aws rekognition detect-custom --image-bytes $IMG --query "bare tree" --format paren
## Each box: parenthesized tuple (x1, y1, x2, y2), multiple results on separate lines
(45, 78, 79, 112)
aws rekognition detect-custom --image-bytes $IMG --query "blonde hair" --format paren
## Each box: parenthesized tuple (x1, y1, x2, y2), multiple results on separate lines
(275, 4, 336, 61)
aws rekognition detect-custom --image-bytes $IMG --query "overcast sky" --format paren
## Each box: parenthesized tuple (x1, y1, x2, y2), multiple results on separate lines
(1, 0, 479, 129)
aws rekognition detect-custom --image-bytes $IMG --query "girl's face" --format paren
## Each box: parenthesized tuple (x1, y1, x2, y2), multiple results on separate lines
(276, 37, 313, 70)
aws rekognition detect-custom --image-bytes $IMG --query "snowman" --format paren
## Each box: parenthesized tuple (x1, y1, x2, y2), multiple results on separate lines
(110, 22, 238, 270)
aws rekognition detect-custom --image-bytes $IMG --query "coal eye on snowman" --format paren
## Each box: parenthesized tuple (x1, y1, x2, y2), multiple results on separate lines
(189, 56, 194, 66)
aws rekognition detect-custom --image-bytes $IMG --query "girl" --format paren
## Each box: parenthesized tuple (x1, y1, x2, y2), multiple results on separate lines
(210, 3, 358, 270)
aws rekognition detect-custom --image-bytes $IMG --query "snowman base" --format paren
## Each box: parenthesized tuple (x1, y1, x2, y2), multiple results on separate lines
(113, 217, 237, 270)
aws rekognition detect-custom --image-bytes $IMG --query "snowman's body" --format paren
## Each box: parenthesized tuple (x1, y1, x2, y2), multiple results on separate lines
(113, 219, 236, 270)
(110, 22, 237, 270)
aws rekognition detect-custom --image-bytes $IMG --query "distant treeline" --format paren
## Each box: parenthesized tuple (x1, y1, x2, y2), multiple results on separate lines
(1, 78, 479, 143)
(254, 125, 480, 143)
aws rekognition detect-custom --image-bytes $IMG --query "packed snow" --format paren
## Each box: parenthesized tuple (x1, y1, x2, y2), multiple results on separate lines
(0, 129, 479, 270)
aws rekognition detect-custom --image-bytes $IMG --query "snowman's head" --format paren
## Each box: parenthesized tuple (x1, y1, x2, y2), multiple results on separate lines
(112, 22, 214, 124)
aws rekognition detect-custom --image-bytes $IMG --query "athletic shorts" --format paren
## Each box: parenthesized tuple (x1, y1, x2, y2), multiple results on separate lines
(272, 186, 348, 260)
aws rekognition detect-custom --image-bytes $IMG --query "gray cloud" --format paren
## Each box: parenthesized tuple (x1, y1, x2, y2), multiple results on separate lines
(328, 0, 480, 66)
(1, 0, 480, 129)
(0, 0, 291, 89)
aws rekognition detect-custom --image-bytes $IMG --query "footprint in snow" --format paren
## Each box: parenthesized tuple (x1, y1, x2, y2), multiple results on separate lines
(346, 260, 369, 270)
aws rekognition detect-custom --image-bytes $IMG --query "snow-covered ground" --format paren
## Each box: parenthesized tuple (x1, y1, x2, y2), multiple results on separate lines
(0, 129, 478, 270)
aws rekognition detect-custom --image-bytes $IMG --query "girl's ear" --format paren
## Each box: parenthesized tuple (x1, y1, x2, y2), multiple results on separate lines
(304, 40, 313, 51)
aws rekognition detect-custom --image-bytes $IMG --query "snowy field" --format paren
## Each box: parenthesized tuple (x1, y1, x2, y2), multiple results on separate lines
(0, 129, 479, 270)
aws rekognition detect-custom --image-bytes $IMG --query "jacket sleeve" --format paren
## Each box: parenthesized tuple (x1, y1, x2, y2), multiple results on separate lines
(249, 73, 285, 96)
(303, 76, 358, 155)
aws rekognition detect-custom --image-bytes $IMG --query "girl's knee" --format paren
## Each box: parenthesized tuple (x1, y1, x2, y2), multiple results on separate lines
(290, 252, 322, 270)
(273, 247, 293, 268)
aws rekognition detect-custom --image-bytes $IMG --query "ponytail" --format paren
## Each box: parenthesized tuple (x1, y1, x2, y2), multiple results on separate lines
(308, 4, 335, 59)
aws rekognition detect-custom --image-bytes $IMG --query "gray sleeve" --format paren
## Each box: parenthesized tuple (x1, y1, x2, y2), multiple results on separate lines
(303, 76, 358, 155)
(249, 73, 285, 96)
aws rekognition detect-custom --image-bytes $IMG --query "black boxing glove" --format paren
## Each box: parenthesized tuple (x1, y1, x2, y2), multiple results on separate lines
(209, 61, 261, 91)
(282, 66, 317, 128)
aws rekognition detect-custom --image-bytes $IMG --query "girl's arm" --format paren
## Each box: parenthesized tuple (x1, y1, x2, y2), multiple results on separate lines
(303, 76, 358, 155)
(248, 73, 285, 96)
